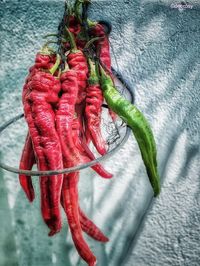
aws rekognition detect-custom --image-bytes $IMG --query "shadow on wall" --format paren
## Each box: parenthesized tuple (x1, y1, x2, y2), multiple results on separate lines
(0, 155, 18, 266)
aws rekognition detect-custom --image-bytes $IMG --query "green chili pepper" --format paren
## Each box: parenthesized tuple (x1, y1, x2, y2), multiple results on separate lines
(99, 65, 160, 196)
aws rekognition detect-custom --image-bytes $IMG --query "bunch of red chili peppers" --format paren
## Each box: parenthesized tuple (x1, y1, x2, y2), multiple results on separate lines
(19, 1, 160, 265)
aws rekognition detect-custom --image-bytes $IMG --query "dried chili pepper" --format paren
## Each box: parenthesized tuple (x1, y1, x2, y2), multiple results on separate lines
(62, 172, 97, 266)
(19, 133, 35, 202)
(99, 65, 160, 196)
(56, 66, 96, 257)
(89, 23, 111, 71)
(23, 53, 64, 236)
(56, 64, 106, 263)
(89, 23, 117, 122)
(79, 208, 109, 242)
(56, 66, 81, 164)
(85, 58, 107, 155)
(65, 27, 88, 104)
(64, 26, 111, 177)
(20, 48, 57, 203)
(22, 64, 108, 243)
(60, 196, 109, 243)
(71, 112, 112, 179)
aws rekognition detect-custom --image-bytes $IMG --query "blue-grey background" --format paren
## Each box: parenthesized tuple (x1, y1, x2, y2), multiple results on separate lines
(0, 0, 200, 265)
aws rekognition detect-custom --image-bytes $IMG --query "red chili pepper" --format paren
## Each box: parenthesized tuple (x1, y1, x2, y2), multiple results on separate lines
(19, 132, 35, 202)
(55, 64, 91, 252)
(62, 172, 97, 266)
(34, 53, 52, 69)
(23, 55, 63, 236)
(67, 50, 88, 103)
(28, 49, 56, 72)
(56, 67, 81, 164)
(89, 23, 117, 121)
(20, 51, 58, 205)
(56, 67, 100, 176)
(85, 59, 107, 155)
(56, 65, 111, 176)
(69, 16, 81, 36)
(56, 67, 107, 259)
(90, 23, 111, 72)
(66, 28, 88, 104)
(60, 194, 108, 243)
(20, 52, 52, 203)
(72, 110, 112, 179)
(79, 208, 109, 242)
(64, 27, 111, 178)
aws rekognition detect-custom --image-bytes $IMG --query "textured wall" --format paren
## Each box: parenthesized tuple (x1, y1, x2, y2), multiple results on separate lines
(0, 0, 200, 266)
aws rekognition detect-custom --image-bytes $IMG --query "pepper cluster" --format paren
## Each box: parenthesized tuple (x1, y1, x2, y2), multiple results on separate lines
(19, 1, 160, 265)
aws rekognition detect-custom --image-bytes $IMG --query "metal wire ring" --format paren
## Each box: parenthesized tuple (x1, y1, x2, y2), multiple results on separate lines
(0, 68, 134, 176)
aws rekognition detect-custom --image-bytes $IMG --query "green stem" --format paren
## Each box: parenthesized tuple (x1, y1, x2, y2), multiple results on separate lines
(74, 0, 82, 22)
(43, 33, 58, 39)
(49, 54, 61, 75)
(99, 65, 113, 87)
(65, 0, 73, 27)
(56, 68, 62, 79)
(84, 37, 103, 49)
(65, 27, 78, 53)
(40, 43, 54, 55)
(62, 62, 70, 73)
(74, 0, 91, 22)
(88, 58, 99, 84)
(87, 19, 97, 27)
(40, 40, 58, 55)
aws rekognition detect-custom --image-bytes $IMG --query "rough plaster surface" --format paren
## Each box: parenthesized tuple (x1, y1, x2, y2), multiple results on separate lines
(0, 1, 200, 266)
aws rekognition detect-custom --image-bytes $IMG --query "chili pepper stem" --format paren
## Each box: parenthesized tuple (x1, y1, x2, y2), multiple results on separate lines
(49, 54, 61, 75)
(63, 0, 73, 27)
(84, 37, 103, 49)
(65, 27, 78, 53)
(40, 44, 55, 55)
(99, 65, 113, 88)
(74, 0, 83, 23)
(62, 62, 70, 73)
(88, 58, 98, 84)
(57, 68, 62, 79)
(87, 19, 97, 27)
(43, 33, 58, 39)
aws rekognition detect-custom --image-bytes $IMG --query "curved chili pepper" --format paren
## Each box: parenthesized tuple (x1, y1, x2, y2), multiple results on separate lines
(69, 16, 81, 36)
(63, 15, 83, 52)
(60, 194, 108, 243)
(20, 51, 58, 205)
(62, 172, 97, 266)
(23, 56, 63, 236)
(65, 28, 88, 104)
(64, 27, 111, 178)
(29, 47, 57, 72)
(89, 23, 111, 72)
(89, 23, 117, 122)
(85, 58, 107, 155)
(72, 109, 112, 179)
(79, 208, 109, 242)
(99, 65, 160, 196)
(19, 132, 35, 202)
(56, 66, 107, 263)
(56, 67, 81, 164)
(56, 58, 95, 255)
(56, 67, 109, 177)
